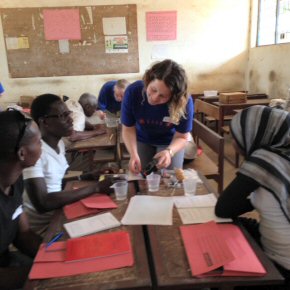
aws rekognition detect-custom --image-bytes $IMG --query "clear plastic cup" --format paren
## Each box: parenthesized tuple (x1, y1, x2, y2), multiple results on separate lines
(146, 173, 161, 192)
(111, 181, 128, 200)
(182, 178, 197, 196)
(105, 118, 119, 128)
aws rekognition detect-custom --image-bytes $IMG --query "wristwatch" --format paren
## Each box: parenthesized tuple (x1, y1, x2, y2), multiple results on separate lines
(166, 147, 174, 158)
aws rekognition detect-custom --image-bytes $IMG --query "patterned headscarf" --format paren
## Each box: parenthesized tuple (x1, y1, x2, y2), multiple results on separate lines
(230, 105, 290, 222)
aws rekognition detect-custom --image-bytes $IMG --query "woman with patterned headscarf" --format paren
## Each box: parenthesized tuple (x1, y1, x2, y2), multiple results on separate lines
(216, 105, 290, 287)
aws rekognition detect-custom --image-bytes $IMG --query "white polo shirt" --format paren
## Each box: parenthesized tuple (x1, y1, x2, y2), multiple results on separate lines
(22, 140, 68, 235)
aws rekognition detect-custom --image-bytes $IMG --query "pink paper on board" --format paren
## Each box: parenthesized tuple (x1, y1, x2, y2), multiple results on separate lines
(43, 9, 81, 40)
(146, 11, 177, 41)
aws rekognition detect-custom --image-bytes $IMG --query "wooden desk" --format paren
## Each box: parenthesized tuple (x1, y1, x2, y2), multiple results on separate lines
(212, 98, 270, 135)
(24, 180, 151, 290)
(66, 129, 118, 169)
(136, 176, 284, 290)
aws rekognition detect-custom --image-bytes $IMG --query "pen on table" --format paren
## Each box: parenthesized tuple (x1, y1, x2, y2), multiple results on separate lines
(46, 232, 64, 249)
(109, 134, 114, 141)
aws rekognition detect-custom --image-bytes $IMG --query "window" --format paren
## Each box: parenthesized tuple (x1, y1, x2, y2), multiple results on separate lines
(257, 0, 290, 45)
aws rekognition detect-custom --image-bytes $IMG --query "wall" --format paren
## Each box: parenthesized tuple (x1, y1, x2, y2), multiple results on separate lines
(0, 0, 250, 107)
(247, 0, 290, 99)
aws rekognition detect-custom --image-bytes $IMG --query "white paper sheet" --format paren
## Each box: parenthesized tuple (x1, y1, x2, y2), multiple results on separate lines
(178, 207, 232, 224)
(102, 17, 127, 35)
(121, 195, 174, 225)
(64, 212, 121, 238)
(59, 39, 70, 54)
(173, 193, 217, 208)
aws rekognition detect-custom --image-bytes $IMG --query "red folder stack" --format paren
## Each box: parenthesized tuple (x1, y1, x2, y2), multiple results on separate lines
(29, 231, 134, 279)
(63, 193, 117, 220)
(180, 221, 266, 277)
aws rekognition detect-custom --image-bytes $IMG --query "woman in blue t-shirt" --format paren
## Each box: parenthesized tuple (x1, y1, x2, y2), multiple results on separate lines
(121, 59, 193, 174)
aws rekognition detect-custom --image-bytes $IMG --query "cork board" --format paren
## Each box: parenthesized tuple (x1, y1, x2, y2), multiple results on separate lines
(1, 5, 139, 78)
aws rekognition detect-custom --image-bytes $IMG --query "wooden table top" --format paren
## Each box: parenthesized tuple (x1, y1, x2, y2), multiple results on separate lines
(24, 180, 151, 290)
(67, 130, 117, 151)
(136, 175, 284, 290)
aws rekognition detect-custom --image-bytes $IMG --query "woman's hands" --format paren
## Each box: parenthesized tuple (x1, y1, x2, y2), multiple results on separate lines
(154, 149, 172, 169)
(129, 155, 142, 174)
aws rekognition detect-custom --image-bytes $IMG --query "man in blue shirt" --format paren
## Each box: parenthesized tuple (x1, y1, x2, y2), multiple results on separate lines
(97, 79, 129, 118)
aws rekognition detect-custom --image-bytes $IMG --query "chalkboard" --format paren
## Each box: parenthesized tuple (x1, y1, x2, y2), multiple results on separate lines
(1, 5, 139, 78)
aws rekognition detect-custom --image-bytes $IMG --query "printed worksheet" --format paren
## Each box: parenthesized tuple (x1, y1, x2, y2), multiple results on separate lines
(178, 207, 232, 224)
(121, 195, 174, 225)
(173, 193, 217, 208)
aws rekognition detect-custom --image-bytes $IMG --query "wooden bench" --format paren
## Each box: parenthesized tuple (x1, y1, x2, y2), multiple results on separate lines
(184, 119, 224, 193)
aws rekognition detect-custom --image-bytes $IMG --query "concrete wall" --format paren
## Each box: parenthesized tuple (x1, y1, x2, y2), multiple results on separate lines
(0, 0, 250, 107)
(247, 0, 290, 99)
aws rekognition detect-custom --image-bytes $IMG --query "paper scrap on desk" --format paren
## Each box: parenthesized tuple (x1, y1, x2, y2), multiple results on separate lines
(121, 195, 174, 225)
(64, 212, 121, 238)
(173, 193, 217, 208)
(178, 207, 232, 224)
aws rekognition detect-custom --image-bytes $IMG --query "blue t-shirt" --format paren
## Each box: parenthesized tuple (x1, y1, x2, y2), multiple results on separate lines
(121, 80, 194, 145)
(97, 80, 121, 114)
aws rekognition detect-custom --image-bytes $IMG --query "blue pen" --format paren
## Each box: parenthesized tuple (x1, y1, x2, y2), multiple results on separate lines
(46, 232, 64, 249)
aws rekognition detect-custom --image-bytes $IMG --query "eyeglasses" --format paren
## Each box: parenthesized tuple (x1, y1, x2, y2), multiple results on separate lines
(43, 110, 72, 122)
(6, 108, 32, 152)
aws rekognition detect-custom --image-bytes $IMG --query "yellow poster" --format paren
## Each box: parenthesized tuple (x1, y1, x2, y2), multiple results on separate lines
(18, 37, 29, 49)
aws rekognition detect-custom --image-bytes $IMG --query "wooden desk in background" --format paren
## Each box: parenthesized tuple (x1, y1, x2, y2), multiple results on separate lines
(24, 180, 151, 290)
(212, 98, 270, 135)
(136, 175, 284, 290)
(66, 130, 118, 170)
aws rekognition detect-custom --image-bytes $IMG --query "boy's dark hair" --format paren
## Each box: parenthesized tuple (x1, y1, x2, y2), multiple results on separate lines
(31, 94, 61, 124)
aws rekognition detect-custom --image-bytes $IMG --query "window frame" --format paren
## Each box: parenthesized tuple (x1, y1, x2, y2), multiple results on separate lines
(257, 0, 290, 46)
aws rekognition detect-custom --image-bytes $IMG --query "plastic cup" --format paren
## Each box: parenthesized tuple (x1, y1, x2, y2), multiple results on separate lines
(146, 173, 161, 192)
(182, 178, 197, 196)
(112, 181, 128, 200)
(105, 118, 119, 128)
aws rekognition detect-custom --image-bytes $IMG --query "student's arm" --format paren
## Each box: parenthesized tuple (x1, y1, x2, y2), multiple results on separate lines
(154, 131, 189, 169)
(0, 213, 43, 290)
(13, 212, 42, 257)
(122, 125, 141, 174)
(24, 177, 106, 213)
(0, 266, 31, 290)
(215, 173, 259, 218)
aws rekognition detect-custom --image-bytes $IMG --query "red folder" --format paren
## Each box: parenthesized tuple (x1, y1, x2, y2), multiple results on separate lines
(180, 221, 266, 277)
(29, 231, 134, 279)
(65, 231, 131, 262)
(63, 194, 117, 220)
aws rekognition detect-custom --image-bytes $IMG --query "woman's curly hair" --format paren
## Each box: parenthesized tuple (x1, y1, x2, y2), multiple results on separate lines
(143, 59, 189, 124)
